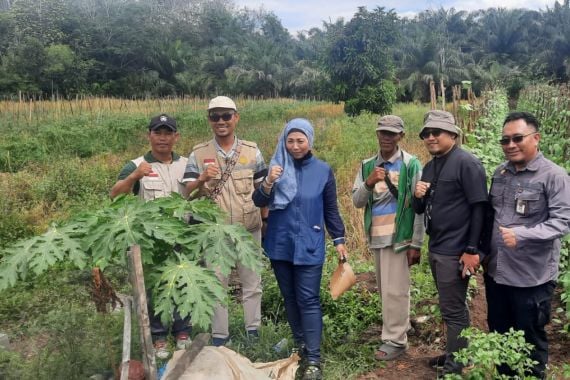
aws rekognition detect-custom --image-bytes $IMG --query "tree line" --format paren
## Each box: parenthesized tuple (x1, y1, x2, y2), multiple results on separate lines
(0, 0, 568, 114)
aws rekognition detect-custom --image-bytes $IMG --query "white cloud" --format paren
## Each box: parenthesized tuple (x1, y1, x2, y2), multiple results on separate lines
(233, 0, 560, 34)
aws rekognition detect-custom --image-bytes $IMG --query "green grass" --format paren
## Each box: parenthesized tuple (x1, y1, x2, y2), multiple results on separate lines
(0, 99, 438, 379)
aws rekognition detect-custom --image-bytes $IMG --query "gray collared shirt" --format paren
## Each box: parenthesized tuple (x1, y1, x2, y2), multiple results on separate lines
(487, 152, 570, 287)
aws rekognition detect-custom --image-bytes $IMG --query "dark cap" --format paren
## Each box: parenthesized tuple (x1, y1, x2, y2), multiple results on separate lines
(376, 115, 404, 133)
(148, 114, 177, 132)
(419, 110, 461, 138)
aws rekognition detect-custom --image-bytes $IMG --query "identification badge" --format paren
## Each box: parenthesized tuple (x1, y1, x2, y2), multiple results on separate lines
(515, 199, 528, 216)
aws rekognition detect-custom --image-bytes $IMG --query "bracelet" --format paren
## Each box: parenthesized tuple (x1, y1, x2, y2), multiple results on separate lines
(264, 177, 274, 187)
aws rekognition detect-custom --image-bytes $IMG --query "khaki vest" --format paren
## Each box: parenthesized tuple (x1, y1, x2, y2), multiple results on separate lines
(132, 156, 188, 201)
(193, 139, 261, 232)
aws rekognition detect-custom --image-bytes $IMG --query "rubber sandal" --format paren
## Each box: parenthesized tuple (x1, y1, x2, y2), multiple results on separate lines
(374, 343, 408, 361)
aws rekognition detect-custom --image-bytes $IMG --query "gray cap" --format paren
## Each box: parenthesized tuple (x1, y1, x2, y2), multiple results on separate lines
(376, 115, 404, 133)
(419, 110, 462, 138)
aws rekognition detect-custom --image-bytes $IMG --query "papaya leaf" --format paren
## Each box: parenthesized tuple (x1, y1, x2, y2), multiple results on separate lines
(151, 255, 226, 330)
(0, 242, 33, 289)
(0, 193, 262, 327)
(231, 227, 264, 274)
(189, 223, 241, 276)
(28, 224, 85, 275)
(182, 196, 226, 223)
(142, 213, 189, 246)
(0, 223, 87, 289)
(193, 222, 265, 274)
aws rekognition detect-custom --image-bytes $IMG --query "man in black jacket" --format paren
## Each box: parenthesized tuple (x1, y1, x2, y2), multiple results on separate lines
(412, 110, 488, 376)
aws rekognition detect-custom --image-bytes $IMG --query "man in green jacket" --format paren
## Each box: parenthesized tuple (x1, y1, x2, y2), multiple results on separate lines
(352, 115, 424, 361)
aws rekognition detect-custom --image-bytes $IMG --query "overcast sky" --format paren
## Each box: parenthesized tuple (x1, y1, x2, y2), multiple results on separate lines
(234, 0, 558, 34)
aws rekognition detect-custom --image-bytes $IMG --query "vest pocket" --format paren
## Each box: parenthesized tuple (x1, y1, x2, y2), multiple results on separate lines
(141, 179, 166, 200)
(242, 200, 261, 231)
(232, 169, 254, 194)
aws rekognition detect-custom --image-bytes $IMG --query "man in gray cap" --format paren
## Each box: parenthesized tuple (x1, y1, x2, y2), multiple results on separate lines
(352, 115, 424, 361)
(412, 110, 488, 375)
(182, 96, 267, 346)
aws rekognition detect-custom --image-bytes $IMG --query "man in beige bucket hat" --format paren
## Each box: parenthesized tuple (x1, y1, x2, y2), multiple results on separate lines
(352, 115, 424, 361)
(412, 110, 488, 375)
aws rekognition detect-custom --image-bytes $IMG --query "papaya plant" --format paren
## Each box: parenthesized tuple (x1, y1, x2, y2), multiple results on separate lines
(0, 194, 264, 330)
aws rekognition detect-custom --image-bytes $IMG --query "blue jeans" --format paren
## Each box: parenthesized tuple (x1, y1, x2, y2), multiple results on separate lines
(271, 260, 323, 363)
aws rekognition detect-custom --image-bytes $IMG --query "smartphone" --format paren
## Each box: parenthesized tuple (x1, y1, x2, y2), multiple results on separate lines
(458, 262, 472, 277)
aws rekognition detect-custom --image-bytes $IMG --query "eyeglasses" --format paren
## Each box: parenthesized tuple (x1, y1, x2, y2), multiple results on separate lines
(420, 129, 443, 139)
(208, 112, 234, 122)
(499, 132, 537, 145)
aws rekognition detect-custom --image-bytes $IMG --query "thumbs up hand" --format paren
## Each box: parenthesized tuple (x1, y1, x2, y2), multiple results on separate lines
(499, 226, 517, 248)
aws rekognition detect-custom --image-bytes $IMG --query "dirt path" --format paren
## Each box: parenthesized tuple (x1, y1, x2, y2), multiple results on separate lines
(356, 273, 570, 379)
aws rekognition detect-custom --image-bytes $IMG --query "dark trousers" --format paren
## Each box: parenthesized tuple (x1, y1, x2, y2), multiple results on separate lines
(271, 260, 323, 363)
(147, 290, 191, 339)
(429, 253, 470, 374)
(485, 274, 554, 379)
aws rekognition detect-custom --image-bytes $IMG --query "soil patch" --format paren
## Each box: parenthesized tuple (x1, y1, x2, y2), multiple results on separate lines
(357, 272, 570, 379)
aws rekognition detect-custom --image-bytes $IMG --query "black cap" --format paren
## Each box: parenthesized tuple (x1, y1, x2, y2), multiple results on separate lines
(148, 114, 177, 132)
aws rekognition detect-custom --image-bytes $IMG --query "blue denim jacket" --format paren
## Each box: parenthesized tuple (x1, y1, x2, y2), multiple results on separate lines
(252, 154, 345, 265)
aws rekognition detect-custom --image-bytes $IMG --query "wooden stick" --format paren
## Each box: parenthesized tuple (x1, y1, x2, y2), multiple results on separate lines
(120, 295, 132, 380)
(127, 245, 157, 380)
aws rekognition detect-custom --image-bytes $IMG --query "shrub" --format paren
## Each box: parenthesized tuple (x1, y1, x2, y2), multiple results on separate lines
(444, 327, 538, 380)
(344, 81, 396, 116)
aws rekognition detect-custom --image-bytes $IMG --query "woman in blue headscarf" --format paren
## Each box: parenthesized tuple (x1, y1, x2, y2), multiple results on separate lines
(252, 118, 347, 380)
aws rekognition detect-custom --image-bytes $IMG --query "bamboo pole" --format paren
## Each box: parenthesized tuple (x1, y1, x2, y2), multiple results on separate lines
(440, 78, 445, 110)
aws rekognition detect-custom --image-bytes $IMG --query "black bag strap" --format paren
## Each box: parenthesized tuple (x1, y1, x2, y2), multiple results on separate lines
(378, 150, 404, 199)
(428, 145, 456, 198)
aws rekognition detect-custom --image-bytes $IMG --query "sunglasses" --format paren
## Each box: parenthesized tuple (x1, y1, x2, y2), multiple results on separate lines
(208, 112, 234, 122)
(420, 129, 443, 139)
(499, 132, 537, 145)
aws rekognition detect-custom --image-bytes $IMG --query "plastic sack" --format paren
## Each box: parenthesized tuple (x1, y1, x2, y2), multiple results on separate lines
(161, 346, 299, 379)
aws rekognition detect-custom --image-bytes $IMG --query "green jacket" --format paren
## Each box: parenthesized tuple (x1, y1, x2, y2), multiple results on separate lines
(362, 151, 422, 252)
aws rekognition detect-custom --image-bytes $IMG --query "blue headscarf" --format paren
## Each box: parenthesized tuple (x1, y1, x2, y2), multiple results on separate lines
(268, 118, 314, 210)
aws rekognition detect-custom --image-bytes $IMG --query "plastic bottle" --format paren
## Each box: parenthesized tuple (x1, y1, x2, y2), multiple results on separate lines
(272, 338, 288, 353)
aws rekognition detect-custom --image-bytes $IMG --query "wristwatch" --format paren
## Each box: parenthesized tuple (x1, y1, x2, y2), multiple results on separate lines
(464, 246, 480, 255)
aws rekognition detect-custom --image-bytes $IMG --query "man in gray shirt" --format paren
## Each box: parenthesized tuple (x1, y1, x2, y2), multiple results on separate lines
(485, 111, 570, 379)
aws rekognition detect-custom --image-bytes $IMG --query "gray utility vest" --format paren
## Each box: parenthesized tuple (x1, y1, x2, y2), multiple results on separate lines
(132, 155, 188, 201)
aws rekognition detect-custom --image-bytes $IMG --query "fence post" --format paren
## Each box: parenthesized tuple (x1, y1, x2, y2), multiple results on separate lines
(127, 245, 157, 380)
(120, 295, 132, 380)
